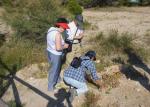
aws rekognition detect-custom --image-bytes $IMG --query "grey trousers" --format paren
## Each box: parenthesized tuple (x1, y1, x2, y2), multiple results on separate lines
(47, 51, 62, 91)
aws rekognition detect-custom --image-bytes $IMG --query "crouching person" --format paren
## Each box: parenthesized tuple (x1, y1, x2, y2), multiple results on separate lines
(63, 50, 103, 102)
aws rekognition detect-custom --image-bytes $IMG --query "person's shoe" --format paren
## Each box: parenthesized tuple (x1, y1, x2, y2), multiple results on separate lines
(55, 81, 68, 89)
(48, 87, 59, 93)
(69, 88, 77, 103)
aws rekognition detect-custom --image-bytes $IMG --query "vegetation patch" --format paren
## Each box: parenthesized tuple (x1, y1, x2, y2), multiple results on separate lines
(88, 30, 150, 71)
(81, 91, 100, 107)
(7, 100, 25, 107)
(0, 38, 46, 76)
(102, 72, 122, 88)
(1, 0, 69, 43)
(67, 0, 82, 15)
(0, 0, 71, 77)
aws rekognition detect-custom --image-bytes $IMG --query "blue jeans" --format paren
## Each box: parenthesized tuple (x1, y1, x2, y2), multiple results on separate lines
(64, 76, 88, 95)
(47, 51, 62, 91)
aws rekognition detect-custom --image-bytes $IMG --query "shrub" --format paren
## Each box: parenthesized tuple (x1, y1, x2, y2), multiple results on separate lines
(0, 38, 46, 75)
(0, 0, 70, 76)
(77, 0, 92, 7)
(90, 30, 133, 56)
(67, 0, 83, 15)
(117, 0, 130, 6)
(88, 31, 134, 69)
(133, 46, 150, 63)
(141, 0, 150, 5)
(7, 100, 24, 107)
(83, 20, 91, 30)
(1, 0, 68, 43)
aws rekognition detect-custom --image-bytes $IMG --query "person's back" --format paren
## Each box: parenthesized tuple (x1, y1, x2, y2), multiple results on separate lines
(64, 56, 98, 82)
(47, 27, 64, 55)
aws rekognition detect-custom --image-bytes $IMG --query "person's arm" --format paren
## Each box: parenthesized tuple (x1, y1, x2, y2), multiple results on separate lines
(86, 61, 103, 88)
(63, 43, 69, 49)
(73, 29, 84, 40)
(55, 33, 68, 51)
(94, 79, 104, 89)
(73, 32, 84, 40)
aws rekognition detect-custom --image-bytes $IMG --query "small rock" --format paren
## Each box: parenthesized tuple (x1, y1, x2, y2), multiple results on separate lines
(139, 104, 145, 107)
(96, 60, 100, 63)
(137, 89, 140, 92)
(30, 77, 34, 80)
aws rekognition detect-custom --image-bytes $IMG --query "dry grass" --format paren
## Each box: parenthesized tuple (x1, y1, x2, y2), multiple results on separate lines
(81, 91, 100, 107)
(0, 38, 47, 76)
(102, 72, 122, 89)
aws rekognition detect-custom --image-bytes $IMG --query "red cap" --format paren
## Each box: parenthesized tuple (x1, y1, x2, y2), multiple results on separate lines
(55, 23, 69, 29)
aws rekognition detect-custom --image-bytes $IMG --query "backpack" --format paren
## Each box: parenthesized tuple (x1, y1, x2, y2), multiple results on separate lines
(70, 57, 89, 68)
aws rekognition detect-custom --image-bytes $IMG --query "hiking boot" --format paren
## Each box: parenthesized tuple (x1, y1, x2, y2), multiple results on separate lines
(69, 88, 77, 103)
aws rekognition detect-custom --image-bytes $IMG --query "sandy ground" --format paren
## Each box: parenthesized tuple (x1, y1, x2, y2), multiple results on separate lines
(1, 7, 150, 107)
(83, 7, 150, 36)
(1, 64, 150, 107)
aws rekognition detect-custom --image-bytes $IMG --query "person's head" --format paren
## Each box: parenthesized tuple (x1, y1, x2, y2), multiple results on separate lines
(85, 50, 96, 61)
(74, 14, 84, 30)
(56, 17, 69, 23)
(55, 22, 69, 32)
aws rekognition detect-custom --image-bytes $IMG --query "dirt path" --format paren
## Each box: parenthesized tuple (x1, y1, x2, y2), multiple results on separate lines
(2, 65, 150, 107)
(83, 7, 150, 37)
(1, 7, 150, 107)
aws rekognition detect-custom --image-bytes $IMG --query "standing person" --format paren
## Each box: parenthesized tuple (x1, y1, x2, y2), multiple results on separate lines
(66, 14, 84, 44)
(63, 50, 103, 102)
(47, 22, 69, 91)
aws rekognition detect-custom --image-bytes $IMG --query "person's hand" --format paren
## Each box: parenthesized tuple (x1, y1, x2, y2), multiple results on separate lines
(94, 79, 104, 89)
(73, 34, 84, 40)
(63, 43, 69, 49)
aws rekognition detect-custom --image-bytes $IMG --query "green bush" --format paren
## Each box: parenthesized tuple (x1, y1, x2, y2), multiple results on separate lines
(88, 31, 134, 68)
(78, 0, 92, 6)
(0, 0, 70, 75)
(0, 38, 46, 75)
(117, 0, 130, 6)
(67, 0, 83, 15)
(7, 100, 24, 107)
(88, 30, 150, 69)
(133, 46, 150, 63)
(1, 0, 68, 43)
(83, 20, 91, 30)
(141, 0, 150, 5)
(106, 31, 133, 51)
(90, 31, 133, 56)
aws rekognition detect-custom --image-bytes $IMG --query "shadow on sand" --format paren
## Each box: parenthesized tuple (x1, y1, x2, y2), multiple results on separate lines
(113, 48, 150, 92)
(0, 58, 73, 107)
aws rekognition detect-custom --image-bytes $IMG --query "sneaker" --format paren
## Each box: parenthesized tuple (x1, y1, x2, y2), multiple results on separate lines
(55, 82, 68, 89)
(69, 88, 77, 103)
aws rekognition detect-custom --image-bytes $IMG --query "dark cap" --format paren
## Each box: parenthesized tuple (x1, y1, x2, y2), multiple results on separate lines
(75, 14, 84, 29)
(56, 17, 69, 23)
(75, 14, 83, 23)
(85, 50, 96, 61)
